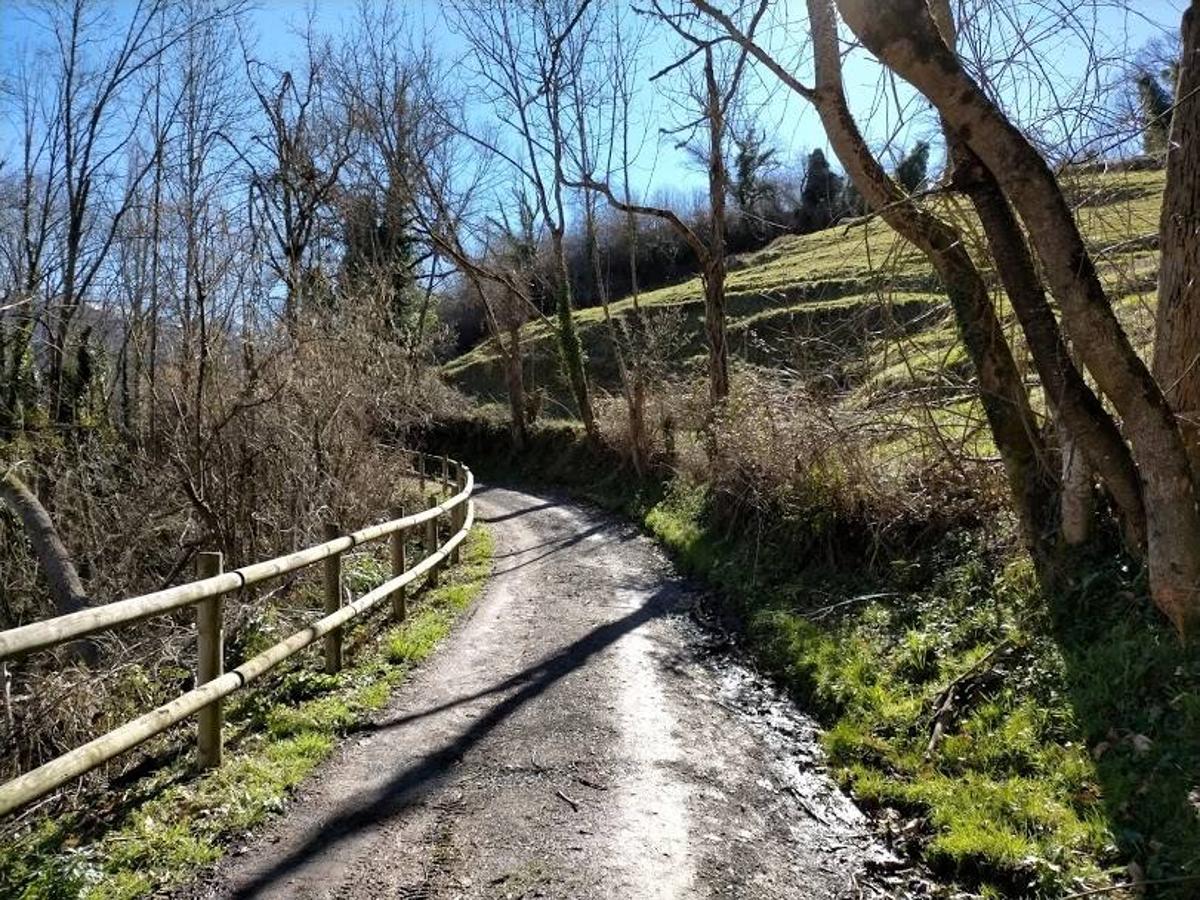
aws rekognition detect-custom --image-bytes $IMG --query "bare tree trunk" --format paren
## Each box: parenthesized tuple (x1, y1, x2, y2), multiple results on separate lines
(703, 48, 731, 406)
(504, 319, 528, 452)
(586, 207, 647, 473)
(952, 157, 1144, 549)
(570, 70, 646, 470)
(1155, 1, 1200, 480)
(803, 0, 1056, 562)
(692, 0, 1057, 562)
(626, 232, 651, 475)
(1060, 430, 1094, 546)
(550, 240, 597, 441)
(835, 0, 1200, 633)
(926, 0, 1145, 553)
(2, 302, 35, 439)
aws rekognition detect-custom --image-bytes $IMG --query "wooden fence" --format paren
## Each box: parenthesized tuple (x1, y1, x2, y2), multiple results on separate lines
(0, 452, 475, 818)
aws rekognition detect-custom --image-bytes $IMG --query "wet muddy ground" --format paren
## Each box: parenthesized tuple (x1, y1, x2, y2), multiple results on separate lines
(178, 485, 940, 899)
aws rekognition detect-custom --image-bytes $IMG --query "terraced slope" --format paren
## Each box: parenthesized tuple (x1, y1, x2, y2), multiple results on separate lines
(444, 169, 1164, 418)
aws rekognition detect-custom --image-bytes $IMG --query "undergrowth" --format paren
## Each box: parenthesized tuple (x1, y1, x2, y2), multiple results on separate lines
(0, 527, 493, 900)
(432, 418, 1200, 899)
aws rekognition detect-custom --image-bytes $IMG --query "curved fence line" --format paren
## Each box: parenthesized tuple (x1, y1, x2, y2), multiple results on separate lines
(0, 452, 476, 818)
(0, 457, 472, 661)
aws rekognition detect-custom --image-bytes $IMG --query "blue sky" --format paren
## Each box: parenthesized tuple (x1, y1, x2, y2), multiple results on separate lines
(239, 0, 1185, 192)
(0, 0, 1186, 199)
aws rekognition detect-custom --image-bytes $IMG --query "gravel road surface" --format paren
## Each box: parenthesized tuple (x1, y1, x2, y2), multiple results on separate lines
(180, 484, 918, 899)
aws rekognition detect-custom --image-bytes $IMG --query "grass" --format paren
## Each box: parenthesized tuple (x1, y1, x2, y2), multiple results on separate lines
(445, 168, 1167, 417)
(0, 526, 493, 900)
(642, 482, 1200, 898)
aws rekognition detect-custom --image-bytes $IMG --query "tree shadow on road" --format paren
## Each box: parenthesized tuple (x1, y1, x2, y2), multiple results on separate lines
(226, 581, 686, 899)
(475, 485, 641, 575)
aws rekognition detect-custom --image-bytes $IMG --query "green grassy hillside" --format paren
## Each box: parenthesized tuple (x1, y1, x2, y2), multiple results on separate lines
(445, 168, 1164, 421)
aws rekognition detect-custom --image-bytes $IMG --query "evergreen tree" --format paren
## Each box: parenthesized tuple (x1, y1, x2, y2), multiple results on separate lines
(1137, 70, 1174, 156)
(895, 140, 931, 194)
(730, 128, 779, 213)
(341, 186, 418, 336)
(840, 180, 868, 217)
(728, 128, 781, 250)
(798, 148, 844, 231)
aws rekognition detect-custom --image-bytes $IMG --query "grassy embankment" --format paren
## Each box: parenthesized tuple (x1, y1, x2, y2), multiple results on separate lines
(0, 522, 493, 900)
(440, 167, 1199, 898)
(446, 168, 1162, 420)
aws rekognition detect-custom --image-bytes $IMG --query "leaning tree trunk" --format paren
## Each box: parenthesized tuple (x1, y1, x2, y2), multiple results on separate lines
(0, 470, 90, 616)
(835, 0, 1200, 634)
(801, 0, 1058, 563)
(550, 237, 597, 441)
(950, 151, 1145, 553)
(1155, 1, 1200, 482)
(928, 0, 1144, 554)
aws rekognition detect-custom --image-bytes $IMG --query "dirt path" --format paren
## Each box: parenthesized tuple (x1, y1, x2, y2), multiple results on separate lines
(181, 485, 918, 899)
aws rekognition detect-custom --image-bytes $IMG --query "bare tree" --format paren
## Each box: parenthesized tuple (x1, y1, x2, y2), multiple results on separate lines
(833, 0, 1200, 633)
(401, 69, 542, 449)
(1154, 2, 1200, 481)
(0, 467, 88, 616)
(0, 54, 62, 437)
(927, 0, 1144, 551)
(332, 1, 431, 358)
(40, 0, 236, 427)
(693, 0, 1059, 566)
(451, 0, 599, 441)
(559, 4, 654, 470)
(243, 26, 352, 331)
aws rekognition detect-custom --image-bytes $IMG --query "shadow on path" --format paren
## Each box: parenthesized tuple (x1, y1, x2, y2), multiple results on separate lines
(476, 499, 559, 524)
(228, 583, 682, 899)
(488, 522, 616, 575)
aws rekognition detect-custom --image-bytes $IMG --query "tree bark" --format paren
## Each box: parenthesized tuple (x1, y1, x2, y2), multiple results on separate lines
(504, 320, 528, 452)
(928, 0, 1144, 552)
(704, 48, 731, 406)
(550, 243, 598, 441)
(1060, 429, 1094, 546)
(0, 470, 90, 617)
(693, 0, 1058, 561)
(835, 0, 1200, 634)
(1155, 1, 1200, 481)
(953, 158, 1146, 552)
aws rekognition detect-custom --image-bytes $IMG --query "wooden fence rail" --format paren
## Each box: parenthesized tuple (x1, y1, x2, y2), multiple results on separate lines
(0, 452, 475, 818)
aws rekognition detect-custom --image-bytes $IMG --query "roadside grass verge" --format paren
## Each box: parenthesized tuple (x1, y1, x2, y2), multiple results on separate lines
(0, 526, 493, 900)
(432, 419, 1200, 899)
(643, 482, 1200, 899)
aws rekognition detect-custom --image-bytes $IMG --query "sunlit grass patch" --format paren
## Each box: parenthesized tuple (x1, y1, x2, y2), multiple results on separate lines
(631, 477, 1200, 898)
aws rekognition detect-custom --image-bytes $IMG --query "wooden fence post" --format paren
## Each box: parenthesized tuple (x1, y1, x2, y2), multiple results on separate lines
(390, 506, 407, 621)
(323, 522, 343, 674)
(418, 453, 426, 494)
(425, 495, 440, 586)
(441, 454, 449, 487)
(196, 551, 224, 770)
(451, 467, 466, 565)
